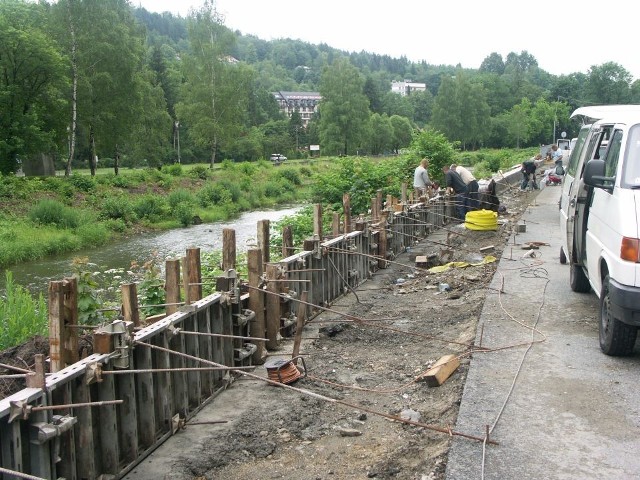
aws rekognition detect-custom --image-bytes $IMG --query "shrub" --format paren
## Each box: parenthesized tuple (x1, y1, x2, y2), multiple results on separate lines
(0, 271, 48, 350)
(168, 189, 195, 209)
(99, 174, 135, 189)
(29, 199, 81, 229)
(103, 218, 127, 233)
(189, 165, 210, 180)
(69, 175, 96, 192)
(197, 183, 233, 207)
(134, 194, 167, 221)
(162, 163, 183, 177)
(277, 168, 302, 186)
(174, 202, 194, 227)
(99, 196, 136, 223)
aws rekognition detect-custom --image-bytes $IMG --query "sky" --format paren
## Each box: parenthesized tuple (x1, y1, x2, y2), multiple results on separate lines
(135, 0, 640, 81)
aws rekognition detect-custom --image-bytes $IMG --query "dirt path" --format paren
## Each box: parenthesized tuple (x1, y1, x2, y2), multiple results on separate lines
(127, 187, 541, 480)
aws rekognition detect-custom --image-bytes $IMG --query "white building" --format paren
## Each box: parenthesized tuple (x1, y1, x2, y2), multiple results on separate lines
(391, 79, 427, 96)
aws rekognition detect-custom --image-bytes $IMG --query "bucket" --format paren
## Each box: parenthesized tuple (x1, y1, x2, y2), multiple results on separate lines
(465, 209, 498, 231)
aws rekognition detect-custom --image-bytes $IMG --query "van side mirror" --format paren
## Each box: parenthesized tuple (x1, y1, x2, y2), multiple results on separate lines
(584, 159, 614, 191)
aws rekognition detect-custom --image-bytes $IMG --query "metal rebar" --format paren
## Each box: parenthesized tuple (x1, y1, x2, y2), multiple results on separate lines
(101, 366, 254, 375)
(284, 269, 326, 273)
(32, 400, 123, 412)
(65, 324, 99, 329)
(266, 279, 311, 283)
(0, 467, 47, 480)
(0, 374, 27, 379)
(185, 420, 228, 425)
(139, 301, 185, 308)
(0, 362, 32, 374)
(179, 331, 268, 342)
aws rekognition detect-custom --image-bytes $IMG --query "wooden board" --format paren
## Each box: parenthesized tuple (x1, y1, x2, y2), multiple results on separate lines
(418, 354, 460, 387)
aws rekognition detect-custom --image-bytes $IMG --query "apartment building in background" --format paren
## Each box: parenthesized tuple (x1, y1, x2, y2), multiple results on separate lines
(272, 91, 321, 127)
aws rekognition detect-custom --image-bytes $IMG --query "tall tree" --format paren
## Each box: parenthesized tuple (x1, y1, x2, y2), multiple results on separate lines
(368, 113, 392, 155)
(52, 0, 149, 175)
(432, 72, 490, 149)
(0, 1, 68, 175)
(479, 52, 505, 75)
(318, 58, 370, 155)
(389, 115, 414, 154)
(584, 62, 632, 105)
(176, 1, 252, 167)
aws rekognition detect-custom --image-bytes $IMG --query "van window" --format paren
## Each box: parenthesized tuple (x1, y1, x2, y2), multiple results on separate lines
(621, 124, 640, 188)
(566, 126, 589, 176)
(603, 129, 622, 178)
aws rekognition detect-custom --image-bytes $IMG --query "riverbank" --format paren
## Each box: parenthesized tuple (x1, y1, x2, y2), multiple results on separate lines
(0, 161, 313, 269)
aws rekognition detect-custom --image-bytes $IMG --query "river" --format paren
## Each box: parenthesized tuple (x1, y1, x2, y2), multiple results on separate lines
(1, 205, 303, 295)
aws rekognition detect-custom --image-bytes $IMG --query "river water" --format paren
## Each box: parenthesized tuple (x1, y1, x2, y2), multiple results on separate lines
(2, 205, 303, 295)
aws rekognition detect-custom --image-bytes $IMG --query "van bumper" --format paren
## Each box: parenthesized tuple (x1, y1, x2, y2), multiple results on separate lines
(609, 278, 640, 326)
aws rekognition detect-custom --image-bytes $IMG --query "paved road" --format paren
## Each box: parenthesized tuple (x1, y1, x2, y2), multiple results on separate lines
(446, 185, 640, 479)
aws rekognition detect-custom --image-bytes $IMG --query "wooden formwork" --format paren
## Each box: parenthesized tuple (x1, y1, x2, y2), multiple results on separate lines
(0, 194, 453, 479)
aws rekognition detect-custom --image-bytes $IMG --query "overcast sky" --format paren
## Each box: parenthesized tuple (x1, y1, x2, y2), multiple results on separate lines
(134, 0, 640, 81)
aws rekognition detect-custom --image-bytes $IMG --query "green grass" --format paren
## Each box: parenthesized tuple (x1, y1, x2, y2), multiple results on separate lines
(0, 271, 48, 350)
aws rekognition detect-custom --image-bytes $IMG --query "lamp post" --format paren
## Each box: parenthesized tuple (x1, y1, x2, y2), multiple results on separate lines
(175, 121, 181, 164)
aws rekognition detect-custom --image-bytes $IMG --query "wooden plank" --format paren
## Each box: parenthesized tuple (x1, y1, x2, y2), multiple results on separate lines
(154, 334, 173, 433)
(51, 382, 76, 480)
(343, 193, 351, 234)
(169, 330, 189, 417)
(134, 345, 156, 448)
(186, 248, 202, 303)
(116, 367, 139, 465)
(121, 283, 140, 328)
(332, 212, 340, 237)
(184, 317, 202, 407)
(48, 281, 64, 373)
(222, 228, 236, 271)
(73, 378, 96, 478)
(63, 277, 79, 366)
(165, 259, 181, 315)
(282, 225, 294, 258)
(257, 220, 270, 265)
(198, 309, 214, 396)
(265, 264, 280, 350)
(417, 354, 460, 387)
(248, 248, 265, 365)
(98, 366, 120, 475)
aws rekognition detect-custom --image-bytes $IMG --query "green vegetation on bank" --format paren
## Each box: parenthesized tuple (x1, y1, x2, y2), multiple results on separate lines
(0, 160, 314, 268)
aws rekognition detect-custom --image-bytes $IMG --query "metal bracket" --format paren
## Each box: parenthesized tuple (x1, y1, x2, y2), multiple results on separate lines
(30, 415, 77, 445)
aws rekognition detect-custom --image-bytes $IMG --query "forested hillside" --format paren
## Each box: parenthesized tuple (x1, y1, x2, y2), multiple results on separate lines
(2, 0, 639, 176)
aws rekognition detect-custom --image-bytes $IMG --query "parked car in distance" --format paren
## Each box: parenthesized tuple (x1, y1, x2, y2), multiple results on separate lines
(270, 153, 287, 164)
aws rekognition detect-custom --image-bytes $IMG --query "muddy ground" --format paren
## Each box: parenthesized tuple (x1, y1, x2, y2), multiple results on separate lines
(0, 184, 543, 480)
(125, 185, 543, 480)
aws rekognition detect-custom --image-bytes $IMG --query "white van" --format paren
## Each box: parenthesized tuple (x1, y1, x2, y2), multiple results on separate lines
(559, 105, 640, 356)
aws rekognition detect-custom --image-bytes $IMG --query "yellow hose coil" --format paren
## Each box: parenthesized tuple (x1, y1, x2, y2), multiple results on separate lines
(465, 209, 498, 231)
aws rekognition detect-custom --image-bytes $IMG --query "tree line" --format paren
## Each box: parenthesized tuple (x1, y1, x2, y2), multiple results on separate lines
(2, 0, 639, 176)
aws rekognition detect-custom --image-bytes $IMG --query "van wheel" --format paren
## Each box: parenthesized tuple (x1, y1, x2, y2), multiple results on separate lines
(599, 275, 638, 356)
(569, 260, 590, 292)
(559, 246, 567, 264)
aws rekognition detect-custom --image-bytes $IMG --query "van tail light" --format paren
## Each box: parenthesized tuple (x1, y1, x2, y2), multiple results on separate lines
(620, 237, 640, 262)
